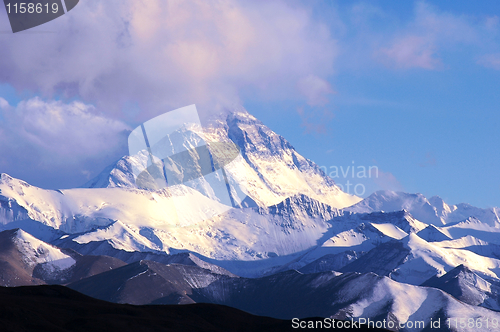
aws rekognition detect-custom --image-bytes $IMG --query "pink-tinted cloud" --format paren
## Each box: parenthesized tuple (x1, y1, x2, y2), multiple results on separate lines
(374, 2, 480, 70)
(0, 0, 338, 120)
(484, 16, 500, 31)
(297, 107, 334, 135)
(377, 35, 441, 70)
(418, 152, 437, 168)
(297, 75, 335, 106)
(370, 167, 405, 192)
(477, 54, 500, 70)
(0, 97, 9, 110)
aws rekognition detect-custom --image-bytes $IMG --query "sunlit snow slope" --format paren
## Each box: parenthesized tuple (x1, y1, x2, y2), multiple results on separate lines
(83, 109, 361, 209)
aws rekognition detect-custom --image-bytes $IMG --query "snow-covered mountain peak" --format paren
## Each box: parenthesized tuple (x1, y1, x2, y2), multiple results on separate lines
(226, 108, 260, 123)
(0, 173, 29, 188)
(261, 194, 340, 219)
(392, 232, 500, 285)
(416, 224, 452, 242)
(12, 227, 36, 240)
(82, 108, 360, 209)
(82, 153, 148, 189)
(346, 190, 445, 226)
(400, 232, 425, 246)
(8, 228, 76, 272)
(347, 190, 500, 228)
(354, 210, 428, 234)
(445, 264, 480, 280)
(0, 173, 12, 183)
(226, 111, 294, 159)
(428, 195, 455, 215)
(421, 263, 500, 310)
(462, 216, 482, 225)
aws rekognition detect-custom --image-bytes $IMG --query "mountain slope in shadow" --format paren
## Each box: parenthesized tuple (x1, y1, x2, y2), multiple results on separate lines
(0, 284, 390, 332)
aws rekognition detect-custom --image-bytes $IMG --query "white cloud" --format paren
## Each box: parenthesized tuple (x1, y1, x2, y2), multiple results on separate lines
(477, 54, 500, 70)
(0, 0, 338, 120)
(0, 97, 130, 188)
(371, 168, 405, 192)
(0, 97, 9, 110)
(378, 35, 441, 70)
(297, 75, 335, 106)
(11, 98, 129, 158)
(297, 107, 334, 134)
(374, 2, 482, 70)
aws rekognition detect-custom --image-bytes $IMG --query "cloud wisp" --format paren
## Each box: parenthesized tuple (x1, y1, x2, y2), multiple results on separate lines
(477, 54, 500, 70)
(372, 2, 495, 70)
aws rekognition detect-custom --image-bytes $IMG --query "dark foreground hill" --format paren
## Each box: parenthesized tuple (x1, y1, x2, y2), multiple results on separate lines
(0, 284, 390, 332)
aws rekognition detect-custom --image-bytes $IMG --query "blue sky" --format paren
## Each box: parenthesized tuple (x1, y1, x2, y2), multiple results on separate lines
(0, 1, 499, 208)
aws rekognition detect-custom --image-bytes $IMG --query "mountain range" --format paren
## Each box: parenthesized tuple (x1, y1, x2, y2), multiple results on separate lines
(2, 108, 500, 331)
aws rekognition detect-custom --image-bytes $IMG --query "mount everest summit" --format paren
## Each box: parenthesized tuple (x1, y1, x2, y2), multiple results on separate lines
(2, 107, 500, 331)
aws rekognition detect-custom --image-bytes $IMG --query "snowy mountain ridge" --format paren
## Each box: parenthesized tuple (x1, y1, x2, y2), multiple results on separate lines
(83, 110, 360, 209)
(5, 170, 499, 283)
(346, 190, 500, 227)
(12, 228, 76, 272)
(0, 108, 499, 283)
